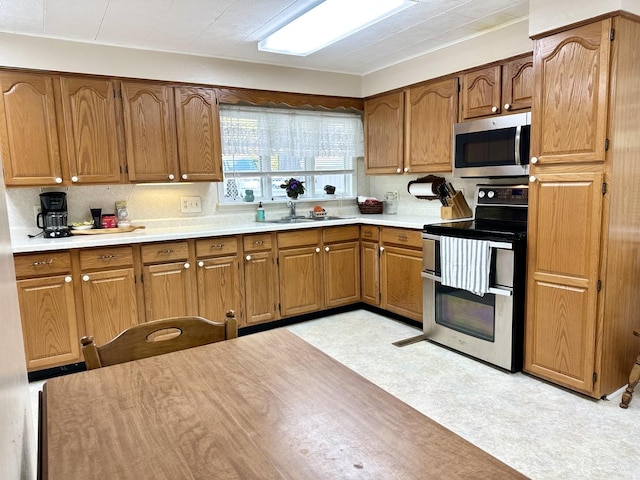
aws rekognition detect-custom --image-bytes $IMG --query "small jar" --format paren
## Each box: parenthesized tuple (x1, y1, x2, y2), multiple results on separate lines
(101, 214, 117, 228)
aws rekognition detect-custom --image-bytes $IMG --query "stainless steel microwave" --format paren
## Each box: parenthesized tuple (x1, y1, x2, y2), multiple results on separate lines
(453, 112, 531, 178)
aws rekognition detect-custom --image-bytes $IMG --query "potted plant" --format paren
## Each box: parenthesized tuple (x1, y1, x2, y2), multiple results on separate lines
(323, 185, 336, 196)
(280, 178, 305, 199)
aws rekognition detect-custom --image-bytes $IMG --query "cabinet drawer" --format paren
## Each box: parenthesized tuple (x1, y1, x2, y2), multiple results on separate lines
(196, 236, 238, 257)
(243, 234, 273, 253)
(277, 229, 321, 249)
(381, 228, 422, 249)
(360, 225, 379, 242)
(14, 251, 72, 278)
(323, 226, 360, 243)
(141, 241, 189, 264)
(79, 246, 134, 270)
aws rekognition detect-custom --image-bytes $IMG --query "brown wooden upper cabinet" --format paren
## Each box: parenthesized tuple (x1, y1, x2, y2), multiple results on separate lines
(365, 77, 458, 175)
(459, 55, 533, 121)
(174, 86, 223, 182)
(119, 82, 224, 183)
(58, 76, 124, 184)
(121, 82, 180, 183)
(0, 71, 65, 186)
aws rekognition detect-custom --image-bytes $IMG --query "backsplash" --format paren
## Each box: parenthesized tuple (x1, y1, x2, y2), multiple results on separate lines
(5, 167, 479, 234)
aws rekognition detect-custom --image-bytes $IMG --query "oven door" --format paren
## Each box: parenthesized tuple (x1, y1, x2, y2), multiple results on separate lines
(422, 234, 519, 372)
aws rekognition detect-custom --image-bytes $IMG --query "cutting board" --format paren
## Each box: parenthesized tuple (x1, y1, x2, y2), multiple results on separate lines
(71, 225, 145, 235)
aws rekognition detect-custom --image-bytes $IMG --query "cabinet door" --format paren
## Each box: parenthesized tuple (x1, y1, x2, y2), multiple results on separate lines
(360, 241, 380, 306)
(16, 275, 80, 371)
(279, 246, 323, 317)
(324, 241, 360, 307)
(174, 86, 223, 181)
(460, 65, 502, 120)
(197, 255, 243, 326)
(405, 78, 458, 173)
(501, 55, 534, 113)
(0, 72, 64, 186)
(121, 82, 179, 183)
(531, 20, 611, 165)
(58, 76, 123, 184)
(364, 91, 404, 174)
(525, 172, 604, 393)
(380, 245, 423, 322)
(243, 251, 279, 325)
(142, 261, 197, 322)
(80, 268, 138, 346)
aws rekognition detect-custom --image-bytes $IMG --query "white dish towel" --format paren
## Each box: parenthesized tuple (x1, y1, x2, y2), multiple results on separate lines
(440, 236, 491, 296)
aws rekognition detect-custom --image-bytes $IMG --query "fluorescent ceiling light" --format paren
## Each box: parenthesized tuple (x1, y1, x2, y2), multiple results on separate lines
(258, 0, 417, 56)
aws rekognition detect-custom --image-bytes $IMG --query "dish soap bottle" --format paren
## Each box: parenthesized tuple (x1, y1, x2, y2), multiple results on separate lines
(256, 202, 265, 222)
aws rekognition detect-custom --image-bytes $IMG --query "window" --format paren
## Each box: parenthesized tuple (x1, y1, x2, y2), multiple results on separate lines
(219, 105, 363, 203)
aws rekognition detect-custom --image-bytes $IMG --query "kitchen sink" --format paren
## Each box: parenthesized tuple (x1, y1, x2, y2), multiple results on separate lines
(266, 217, 314, 224)
(265, 216, 352, 224)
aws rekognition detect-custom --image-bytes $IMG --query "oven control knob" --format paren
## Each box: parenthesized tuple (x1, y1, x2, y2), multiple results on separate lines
(478, 191, 486, 198)
(487, 190, 495, 199)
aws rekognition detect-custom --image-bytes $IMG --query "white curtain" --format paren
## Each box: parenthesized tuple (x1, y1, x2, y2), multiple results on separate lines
(219, 105, 364, 170)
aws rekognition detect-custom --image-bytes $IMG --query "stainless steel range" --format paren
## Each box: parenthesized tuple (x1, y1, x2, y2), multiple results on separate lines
(421, 184, 528, 372)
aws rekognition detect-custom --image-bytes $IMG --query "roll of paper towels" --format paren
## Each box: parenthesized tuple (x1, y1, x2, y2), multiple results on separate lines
(408, 182, 435, 198)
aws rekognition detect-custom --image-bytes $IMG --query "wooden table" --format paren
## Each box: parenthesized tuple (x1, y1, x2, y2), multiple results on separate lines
(41, 329, 526, 479)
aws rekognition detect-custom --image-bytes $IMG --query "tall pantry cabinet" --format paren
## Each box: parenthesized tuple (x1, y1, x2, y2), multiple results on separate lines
(525, 15, 640, 398)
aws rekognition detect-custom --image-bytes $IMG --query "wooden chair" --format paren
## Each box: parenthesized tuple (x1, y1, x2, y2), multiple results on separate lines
(620, 329, 640, 409)
(81, 310, 238, 370)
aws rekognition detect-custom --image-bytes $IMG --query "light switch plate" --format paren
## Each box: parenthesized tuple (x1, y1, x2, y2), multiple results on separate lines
(181, 196, 202, 213)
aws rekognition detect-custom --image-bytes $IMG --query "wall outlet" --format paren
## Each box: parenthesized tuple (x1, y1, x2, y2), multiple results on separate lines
(33, 206, 41, 223)
(180, 196, 202, 213)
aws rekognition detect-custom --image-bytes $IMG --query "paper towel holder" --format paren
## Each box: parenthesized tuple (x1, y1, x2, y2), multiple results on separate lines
(407, 175, 446, 200)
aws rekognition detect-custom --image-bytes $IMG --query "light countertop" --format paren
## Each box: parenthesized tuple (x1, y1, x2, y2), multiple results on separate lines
(11, 213, 464, 254)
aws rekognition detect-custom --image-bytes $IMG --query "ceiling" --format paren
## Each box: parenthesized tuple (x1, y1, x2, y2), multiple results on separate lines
(0, 0, 529, 76)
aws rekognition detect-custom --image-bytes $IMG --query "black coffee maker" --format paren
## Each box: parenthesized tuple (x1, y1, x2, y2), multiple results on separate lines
(37, 192, 71, 238)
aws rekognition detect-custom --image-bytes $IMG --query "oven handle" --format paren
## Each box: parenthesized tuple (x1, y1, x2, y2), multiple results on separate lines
(422, 232, 513, 250)
(421, 271, 513, 297)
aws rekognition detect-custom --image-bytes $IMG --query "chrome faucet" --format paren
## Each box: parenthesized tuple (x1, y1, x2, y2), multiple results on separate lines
(287, 200, 298, 218)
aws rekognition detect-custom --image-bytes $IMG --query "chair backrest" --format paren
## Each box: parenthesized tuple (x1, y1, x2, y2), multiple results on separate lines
(81, 310, 238, 369)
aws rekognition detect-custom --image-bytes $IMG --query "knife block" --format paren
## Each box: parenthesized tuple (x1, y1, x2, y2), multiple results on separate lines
(441, 192, 472, 220)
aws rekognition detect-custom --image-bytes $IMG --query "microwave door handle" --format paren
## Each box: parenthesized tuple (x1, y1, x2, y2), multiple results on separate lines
(514, 125, 522, 165)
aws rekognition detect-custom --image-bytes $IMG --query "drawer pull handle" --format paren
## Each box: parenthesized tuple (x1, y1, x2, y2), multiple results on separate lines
(363, 231, 372, 237)
(71, 175, 79, 183)
(31, 258, 54, 267)
(168, 173, 175, 180)
(184, 262, 190, 269)
(198, 261, 204, 267)
(245, 255, 252, 261)
(253, 240, 265, 245)
(315, 248, 320, 253)
(65, 276, 72, 283)
(380, 246, 385, 252)
(99, 255, 117, 260)
(325, 246, 330, 252)
(398, 235, 408, 241)
(55, 177, 63, 184)
(82, 275, 90, 282)
(158, 249, 174, 255)
(182, 174, 188, 180)
(210, 244, 224, 249)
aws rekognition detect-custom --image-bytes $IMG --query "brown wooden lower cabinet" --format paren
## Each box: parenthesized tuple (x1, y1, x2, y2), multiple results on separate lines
(140, 241, 197, 322)
(360, 225, 380, 306)
(195, 236, 244, 326)
(379, 227, 423, 322)
(243, 233, 279, 326)
(278, 229, 324, 317)
(79, 246, 139, 346)
(14, 251, 80, 371)
(15, 225, 423, 372)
